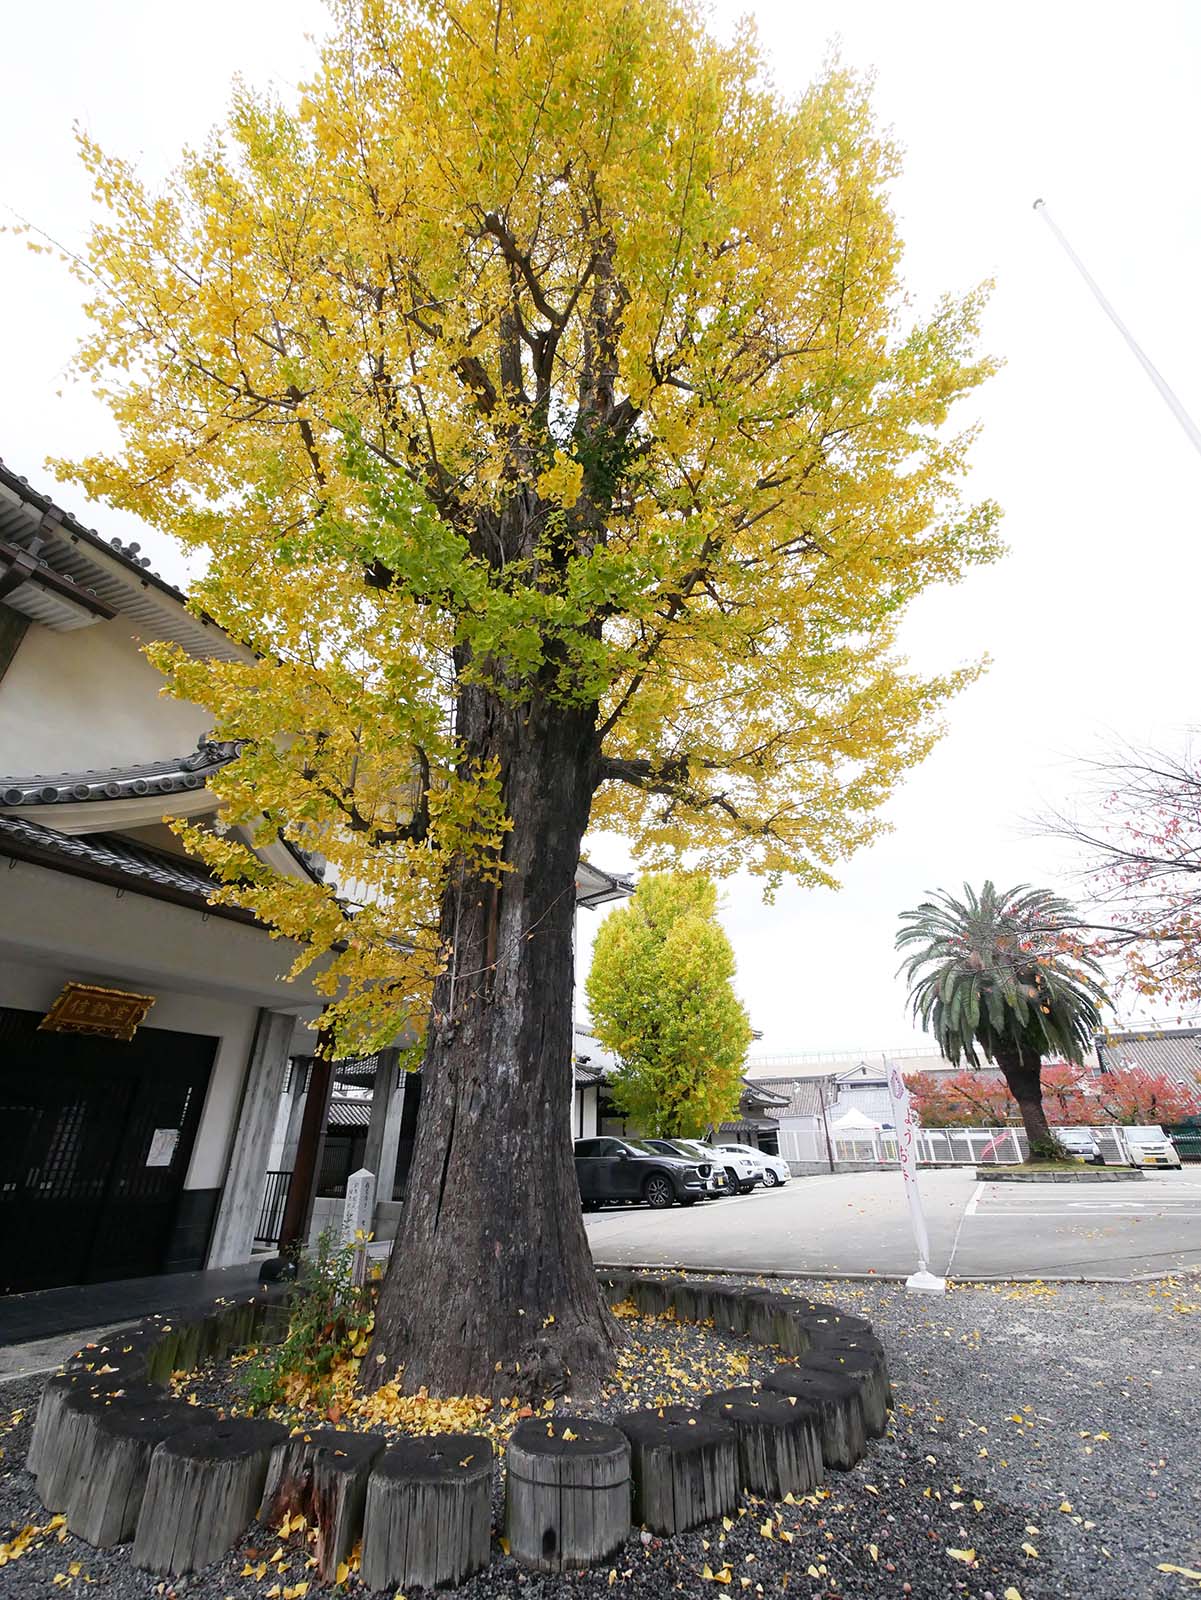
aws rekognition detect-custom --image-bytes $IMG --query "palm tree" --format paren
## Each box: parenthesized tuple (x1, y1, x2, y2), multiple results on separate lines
(897, 882, 1110, 1161)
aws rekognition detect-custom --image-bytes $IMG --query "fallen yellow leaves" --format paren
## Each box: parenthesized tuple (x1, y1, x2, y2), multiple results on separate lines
(345, 1381, 493, 1439)
(702, 1563, 733, 1584)
(946, 1548, 976, 1565)
(1157, 1564, 1201, 1582)
(1, 1516, 68, 1567)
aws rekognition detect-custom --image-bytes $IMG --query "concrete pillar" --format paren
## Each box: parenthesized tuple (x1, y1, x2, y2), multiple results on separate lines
(280, 1059, 311, 1171)
(206, 1008, 295, 1268)
(363, 1051, 405, 1203)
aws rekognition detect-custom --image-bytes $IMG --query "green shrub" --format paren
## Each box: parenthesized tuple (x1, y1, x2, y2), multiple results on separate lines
(241, 1231, 377, 1412)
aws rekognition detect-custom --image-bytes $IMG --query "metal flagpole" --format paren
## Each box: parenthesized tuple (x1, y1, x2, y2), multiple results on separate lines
(885, 1060, 946, 1296)
(1033, 198, 1201, 461)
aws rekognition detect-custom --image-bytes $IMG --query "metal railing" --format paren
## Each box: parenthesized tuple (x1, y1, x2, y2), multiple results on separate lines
(255, 1169, 293, 1245)
(779, 1124, 1178, 1168)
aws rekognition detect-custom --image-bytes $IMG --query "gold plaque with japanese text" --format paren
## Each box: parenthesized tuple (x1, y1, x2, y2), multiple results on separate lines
(40, 982, 156, 1042)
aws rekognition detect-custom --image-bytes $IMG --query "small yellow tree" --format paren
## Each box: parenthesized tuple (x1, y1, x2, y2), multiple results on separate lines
(587, 873, 751, 1137)
(55, 0, 1000, 1396)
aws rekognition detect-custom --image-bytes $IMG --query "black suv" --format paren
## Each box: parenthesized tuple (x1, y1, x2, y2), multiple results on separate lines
(574, 1137, 707, 1210)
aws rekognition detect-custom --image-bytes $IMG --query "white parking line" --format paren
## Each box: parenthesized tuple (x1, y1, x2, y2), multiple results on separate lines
(961, 1210, 1201, 1219)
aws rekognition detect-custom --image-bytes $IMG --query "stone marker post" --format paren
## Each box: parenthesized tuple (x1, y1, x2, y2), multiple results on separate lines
(342, 1169, 376, 1287)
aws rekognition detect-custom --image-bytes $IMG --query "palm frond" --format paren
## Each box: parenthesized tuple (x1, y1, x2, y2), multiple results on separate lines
(896, 879, 1110, 1069)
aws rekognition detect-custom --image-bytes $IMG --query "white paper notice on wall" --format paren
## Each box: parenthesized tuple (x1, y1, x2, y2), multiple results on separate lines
(146, 1128, 180, 1168)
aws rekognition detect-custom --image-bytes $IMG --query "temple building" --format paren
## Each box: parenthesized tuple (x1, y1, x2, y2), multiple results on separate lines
(0, 459, 632, 1294)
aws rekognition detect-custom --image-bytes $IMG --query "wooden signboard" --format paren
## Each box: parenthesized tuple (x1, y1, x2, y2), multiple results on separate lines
(40, 982, 156, 1042)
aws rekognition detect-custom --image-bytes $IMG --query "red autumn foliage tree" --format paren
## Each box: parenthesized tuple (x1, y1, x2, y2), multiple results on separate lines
(905, 1063, 1201, 1128)
(1093, 1069, 1201, 1125)
(1046, 738, 1201, 1007)
(904, 1071, 1014, 1127)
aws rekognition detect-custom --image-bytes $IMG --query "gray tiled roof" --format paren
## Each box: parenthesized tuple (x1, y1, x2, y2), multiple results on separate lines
(0, 813, 257, 923)
(742, 1077, 790, 1108)
(1099, 1027, 1201, 1089)
(0, 737, 244, 808)
(0, 459, 246, 663)
(328, 1099, 372, 1127)
(0, 457, 182, 601)
(754, 1076, 840, 1119)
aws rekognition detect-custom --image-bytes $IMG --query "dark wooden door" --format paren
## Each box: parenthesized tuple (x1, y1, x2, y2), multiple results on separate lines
(0, 1007, 215, 1294)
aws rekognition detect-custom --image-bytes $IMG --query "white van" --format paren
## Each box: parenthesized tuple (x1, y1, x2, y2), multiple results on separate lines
(1123, 1126, 1183, 1169)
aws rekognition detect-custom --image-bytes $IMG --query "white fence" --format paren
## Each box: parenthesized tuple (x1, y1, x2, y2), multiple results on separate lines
(780, 1124, 1130, 1168)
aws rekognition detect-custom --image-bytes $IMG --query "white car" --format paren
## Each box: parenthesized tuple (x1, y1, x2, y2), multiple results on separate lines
(686, 1142, 762, 1194)
(1124, 1126, 1183, 1169)
(715, 1142, 790, 1188)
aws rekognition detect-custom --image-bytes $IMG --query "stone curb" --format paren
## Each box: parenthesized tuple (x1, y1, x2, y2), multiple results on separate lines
(593, 1260, 1201, 1286)
(975, 1167, 1146, 1183)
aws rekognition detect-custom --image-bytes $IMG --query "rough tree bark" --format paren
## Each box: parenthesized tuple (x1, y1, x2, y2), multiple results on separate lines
(364, 675, 619, 1399)
(995, 1043, 1063, 1160)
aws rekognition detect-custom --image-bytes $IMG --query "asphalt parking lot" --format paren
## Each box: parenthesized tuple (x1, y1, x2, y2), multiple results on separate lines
(583, 1166, 1201, 1280)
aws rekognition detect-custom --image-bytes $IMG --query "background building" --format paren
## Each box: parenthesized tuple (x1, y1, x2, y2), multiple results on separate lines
(0, 460, 327, 1293)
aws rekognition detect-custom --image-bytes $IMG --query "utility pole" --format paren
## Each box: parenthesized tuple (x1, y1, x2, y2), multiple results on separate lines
(817, 1078, 835, 1173)
(1034, 198, 1201, 461)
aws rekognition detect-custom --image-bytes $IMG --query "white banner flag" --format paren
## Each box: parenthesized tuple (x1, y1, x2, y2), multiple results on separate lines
(886, 1061, 945, 1294)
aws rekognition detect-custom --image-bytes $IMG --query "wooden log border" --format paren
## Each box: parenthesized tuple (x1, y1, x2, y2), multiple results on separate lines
(26, 1271, 891, 1584)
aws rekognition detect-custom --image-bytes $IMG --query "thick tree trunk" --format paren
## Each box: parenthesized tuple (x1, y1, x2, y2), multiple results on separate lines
(995, 1045, 1063, 1161)
(365, 685, 619, 1400)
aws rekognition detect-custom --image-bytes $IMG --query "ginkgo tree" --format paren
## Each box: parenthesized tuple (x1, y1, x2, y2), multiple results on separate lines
(57, 0, 1000, 1397)
(586, 872, 751, 1138)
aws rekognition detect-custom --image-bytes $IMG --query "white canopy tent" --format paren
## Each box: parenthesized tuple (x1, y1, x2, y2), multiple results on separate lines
(830, 1107, 883, 1133)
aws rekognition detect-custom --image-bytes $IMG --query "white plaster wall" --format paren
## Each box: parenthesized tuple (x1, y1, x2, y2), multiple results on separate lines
(0, 952, 256, 1192)
(0, 615, 210, 776)
(0, 858, 326, 1011)
(573, 1084, 600, 1139)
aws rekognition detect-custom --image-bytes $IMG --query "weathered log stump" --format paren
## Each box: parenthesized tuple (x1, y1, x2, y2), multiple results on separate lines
(700, 1387, 823, 1498)
(28, 1373, 106, 1479)
(711, 1287, 774, 1338)
(668, 1280, 720, 1325)
(260, 1428, 386, 1582)
(360, 1433, 492, 1592)
(139, 1321, 186, 1384)
(798, 1308, 874, 1344)
(596, 1270, 637, 1307)
(506, 1416, 630, 1573)
(63, 1398, 218, 1547)
(803, 1344, 891, 1438)
(615, 1405, 739, 1534)
(724, 1292, 806, 1354)
(761, 1367, 867, 1470)
(254, 1298, 293, 1345)
(630, 1277, 673, 1317)
(133, 1418, 287, 1575)
(214, 1300, 259, 1355)
(66, 1333, 153, 1385)
(33, 1379, 161, 1504)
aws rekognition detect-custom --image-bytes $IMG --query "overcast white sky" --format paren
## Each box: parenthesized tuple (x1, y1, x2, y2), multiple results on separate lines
(3, 2, 1200, 1056)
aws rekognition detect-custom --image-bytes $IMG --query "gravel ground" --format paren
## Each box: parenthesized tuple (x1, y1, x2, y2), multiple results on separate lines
(1, 1275, 1197, 1600)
